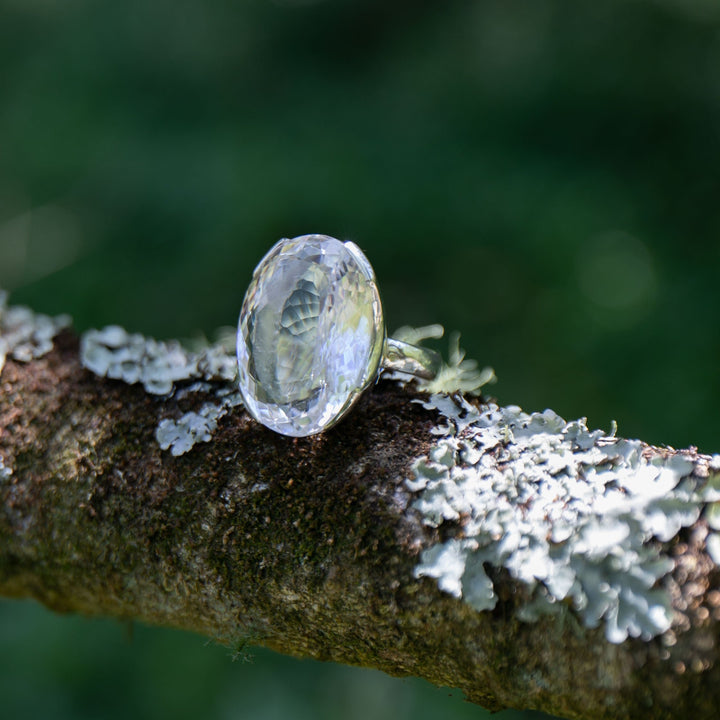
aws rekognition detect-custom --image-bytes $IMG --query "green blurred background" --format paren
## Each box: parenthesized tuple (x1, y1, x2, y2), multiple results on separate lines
(1, 1, 719, 718)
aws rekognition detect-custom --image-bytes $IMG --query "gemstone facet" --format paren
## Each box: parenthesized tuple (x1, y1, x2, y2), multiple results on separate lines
(237, 234, 384, 436)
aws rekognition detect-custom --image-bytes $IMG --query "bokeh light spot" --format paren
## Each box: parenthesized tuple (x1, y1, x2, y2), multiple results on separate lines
(577, 231, 657, 323)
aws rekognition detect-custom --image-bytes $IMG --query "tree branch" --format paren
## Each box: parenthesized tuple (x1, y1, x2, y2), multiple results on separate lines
(1, 310, 719, 720)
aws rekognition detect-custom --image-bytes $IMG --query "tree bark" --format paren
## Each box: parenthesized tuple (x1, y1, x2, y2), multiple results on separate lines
(1, 329, 719, 720)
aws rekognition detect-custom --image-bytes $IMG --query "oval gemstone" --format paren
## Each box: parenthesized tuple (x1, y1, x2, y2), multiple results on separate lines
(237, 234, 384, 436)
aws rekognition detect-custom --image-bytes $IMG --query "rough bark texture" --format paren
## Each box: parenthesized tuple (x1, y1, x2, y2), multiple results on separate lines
(1, 331, 719, 720)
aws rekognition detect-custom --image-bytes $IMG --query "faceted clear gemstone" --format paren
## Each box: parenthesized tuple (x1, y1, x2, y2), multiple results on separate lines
(237, 234, 384, 436)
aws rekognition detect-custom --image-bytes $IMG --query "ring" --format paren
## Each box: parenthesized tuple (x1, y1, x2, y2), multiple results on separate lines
(236, 234, 441, 437)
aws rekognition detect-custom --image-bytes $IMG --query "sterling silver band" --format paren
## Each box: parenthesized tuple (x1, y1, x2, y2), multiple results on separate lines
(382, 337, 442, 380)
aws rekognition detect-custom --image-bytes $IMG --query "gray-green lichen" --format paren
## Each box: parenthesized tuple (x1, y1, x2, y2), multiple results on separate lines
(0, 454, 11, 480)
(156, 390, 243, 456)
(80, 325, 237, 395)
(409, 394, 719, 644)
(80, 324, 243, 455)
(0, 290, 71, 375)
(701, 457, 720, 565)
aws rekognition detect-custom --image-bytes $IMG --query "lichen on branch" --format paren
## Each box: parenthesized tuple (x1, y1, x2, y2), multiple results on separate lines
(0, 290, 71, 374)
(409, 394, 720, 646)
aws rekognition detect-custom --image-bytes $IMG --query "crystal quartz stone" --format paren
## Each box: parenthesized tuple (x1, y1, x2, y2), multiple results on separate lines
(237, 234, 385, 437)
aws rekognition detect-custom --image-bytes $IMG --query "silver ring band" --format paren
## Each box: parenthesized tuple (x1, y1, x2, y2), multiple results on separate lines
(382, 337, 441, 380)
